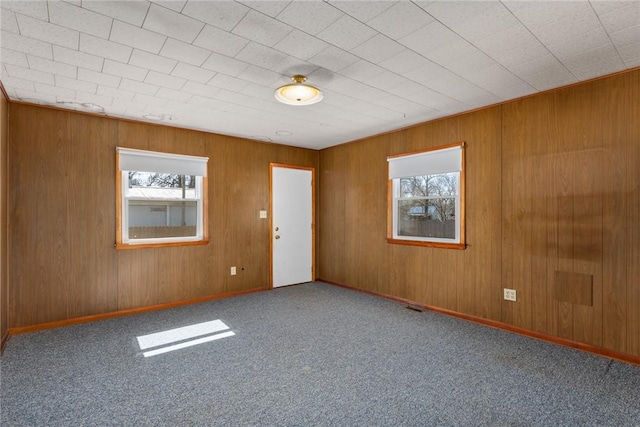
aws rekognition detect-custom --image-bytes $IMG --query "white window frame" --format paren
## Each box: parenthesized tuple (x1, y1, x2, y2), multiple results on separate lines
(116, 147, 209, 249)
(387, 142, 465, 249)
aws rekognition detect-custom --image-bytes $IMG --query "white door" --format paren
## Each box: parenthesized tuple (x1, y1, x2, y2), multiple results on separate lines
(271, 165, 313, 288)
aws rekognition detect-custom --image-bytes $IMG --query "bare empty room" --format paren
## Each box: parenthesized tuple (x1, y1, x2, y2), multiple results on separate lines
(1, 1, 639, 425)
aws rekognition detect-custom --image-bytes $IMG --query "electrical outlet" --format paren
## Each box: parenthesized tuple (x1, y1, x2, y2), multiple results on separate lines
(230, 266, 236, 275)
(504, 288, 517, 301)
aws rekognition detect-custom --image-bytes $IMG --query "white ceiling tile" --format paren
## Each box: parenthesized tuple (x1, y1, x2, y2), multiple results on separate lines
(235, 42, 288, 70)
(276, 1, 343, 35)
(237, 1, 291, 18)
(119, 78, 160, 96)
(53, 46, 103, 72)
(74, 91, 113, 108)
(398, 21, 458, 57)
(545, 27, 611, 60)
(379, 43, 428, 70)
(133, 93, 168, 107)
(1, 31, 53, 59)
(321, 75, 373, 98)
(308, 45, 359, 72)
(418, 1, 512, 42)
(339, 60, 385, 81)
(149, 1, 187, 13)
(365, 70, 409, 92)
(171, 62, 215, 84)
(49, 1, 113, 39)
(144, 71, 187, 90)
(129, 49, 177, 74)
(28, 55, 77, 78)
(78, 68, 122, 88)
(505, 1, 589, 29)
(367, 2, 435, 39)
(182, 81, 221, 98)
(97, 85, 135, 102)
(103, 59, 149, 81)
(268, 56, 317, 76)
(475, 25, 551, 71)
(1, 1, 48, 21)
(609, 24, 640, 49)
(532, 9, 605, 48)
(561, 44, 626, 81)
(81, 1, 151, 26)
(201, 52, 249, 76)
(143, 3, 205, 43)
(232, 10, 292, 47)
(16, 13, 79, 49)
(110, 20, 167, 54)
(11, 88, 57, 104)
(1, 75, 35, 91)
(236, 65, 282, 86)
(317, 15, 377, 51)
(207, 74, 250, 92)
(274, 29, 330, 61)
(159, 38, 212, 66)
(80, 34, 132, 63)
(193, 24, 250, 57)
(188, 94, 225, 109)
(55, 75, 97, 93)
(34, 82, 76, 99)
(155, 87, 193, 103)
(619, 41, 640, 68)
(349, 34, 405, 64)
(328, 1, 395, 23)
(593, 1, 640, 35)
(1, 8, 20, 33)
(182, 1, 249, 31)
(0, 48, 29, 68)
(440, 48, 497, 77)
(403, 61, 452, 86)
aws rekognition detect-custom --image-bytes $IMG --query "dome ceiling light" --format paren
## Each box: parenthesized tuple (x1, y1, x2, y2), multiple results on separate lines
(274, 75, 323, 106)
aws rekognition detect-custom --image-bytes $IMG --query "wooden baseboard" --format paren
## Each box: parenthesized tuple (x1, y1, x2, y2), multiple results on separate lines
(319, 278, 640, 367)
(8, 286, 269, 336)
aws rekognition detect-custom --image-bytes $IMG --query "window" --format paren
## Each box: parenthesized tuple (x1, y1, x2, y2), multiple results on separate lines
(116, 147, 209, 249)
(387, 142, 465, 249)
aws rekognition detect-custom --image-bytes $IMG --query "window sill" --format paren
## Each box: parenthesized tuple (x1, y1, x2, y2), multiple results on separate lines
(387, 238, 466, 250)
(116, 239, 210, 250)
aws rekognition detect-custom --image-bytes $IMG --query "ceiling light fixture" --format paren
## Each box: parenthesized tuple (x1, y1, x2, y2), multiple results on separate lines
(274, 75, 323, 106)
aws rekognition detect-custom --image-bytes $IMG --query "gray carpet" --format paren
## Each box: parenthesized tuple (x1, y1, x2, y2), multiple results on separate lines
(1, 282, 639, 426)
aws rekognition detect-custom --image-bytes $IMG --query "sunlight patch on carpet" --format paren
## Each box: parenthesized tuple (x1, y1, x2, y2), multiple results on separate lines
(136, 319, 235, 357)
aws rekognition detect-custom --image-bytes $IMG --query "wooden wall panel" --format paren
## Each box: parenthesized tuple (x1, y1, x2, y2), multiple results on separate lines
(8, 104, 317, 328)
(0, 87, 7, 344)
(319, 68, 640, 360)
(68, 114, 118, 318)
(319, 107, 503, 320)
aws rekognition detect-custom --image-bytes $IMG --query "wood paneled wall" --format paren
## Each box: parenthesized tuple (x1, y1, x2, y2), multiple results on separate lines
(319, 69, 640, 359)
(8, 104, 318, 328)
(0, 87, 8, 345)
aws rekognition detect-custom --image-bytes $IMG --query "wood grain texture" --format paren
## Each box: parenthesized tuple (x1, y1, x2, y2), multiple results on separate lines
(0, 87, 7, 345)
(7, 104, 317, 327)
(319, 68, 640, 359)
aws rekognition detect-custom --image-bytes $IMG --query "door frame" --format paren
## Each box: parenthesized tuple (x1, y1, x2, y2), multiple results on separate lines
(269, 163, 315, 289)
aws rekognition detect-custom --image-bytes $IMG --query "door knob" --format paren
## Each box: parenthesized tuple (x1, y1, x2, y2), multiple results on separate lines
(275, 227, 279, 231)
(275, 235, 280, 239)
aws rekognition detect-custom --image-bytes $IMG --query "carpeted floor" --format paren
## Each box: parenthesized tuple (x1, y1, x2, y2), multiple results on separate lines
(2, 282, 639, 426)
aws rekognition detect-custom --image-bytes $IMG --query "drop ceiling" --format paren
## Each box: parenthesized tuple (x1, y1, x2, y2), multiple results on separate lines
(1, 1, 639, 150)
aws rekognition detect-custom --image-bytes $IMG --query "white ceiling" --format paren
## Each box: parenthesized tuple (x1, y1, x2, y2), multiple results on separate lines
(1, 1, 639, 150)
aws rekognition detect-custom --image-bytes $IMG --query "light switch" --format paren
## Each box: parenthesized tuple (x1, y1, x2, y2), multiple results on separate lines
(260, 210, 267, 219)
